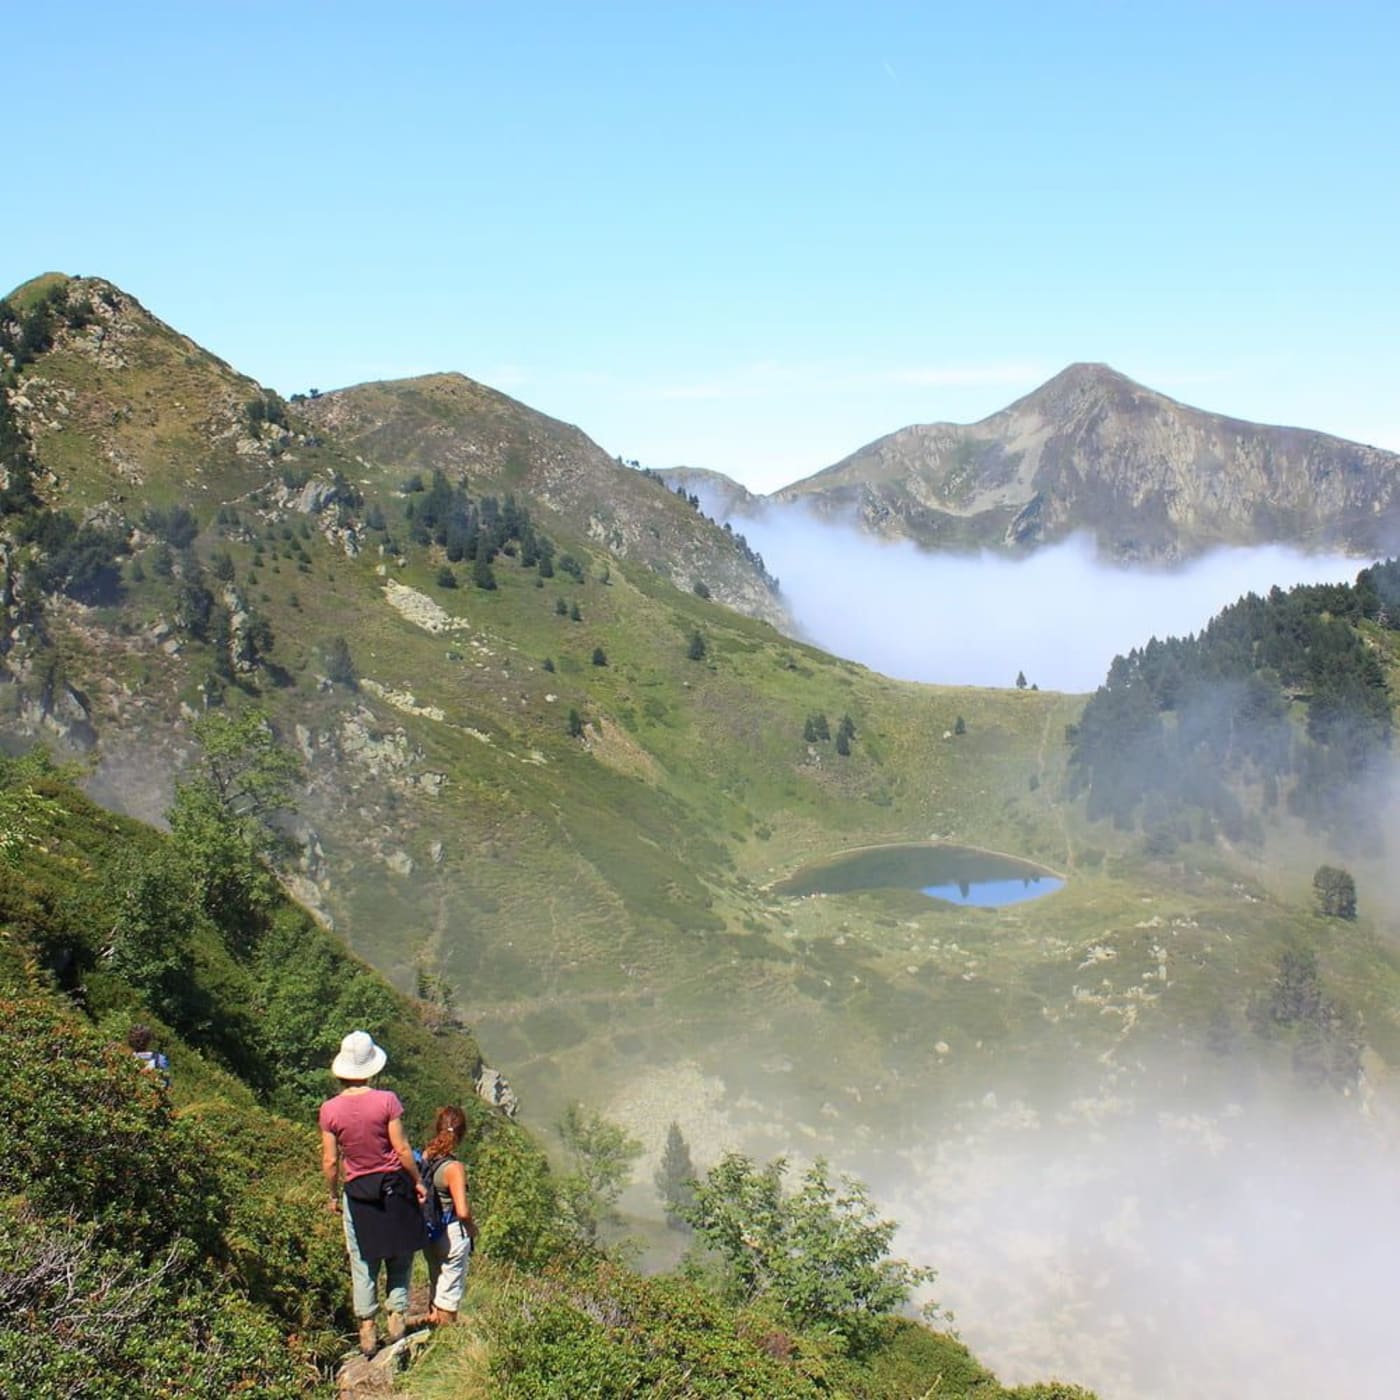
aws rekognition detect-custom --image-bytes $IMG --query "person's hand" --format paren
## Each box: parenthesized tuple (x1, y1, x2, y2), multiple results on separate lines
(327, 1198, 342, 1215)
(415, 1180, 428, 1204)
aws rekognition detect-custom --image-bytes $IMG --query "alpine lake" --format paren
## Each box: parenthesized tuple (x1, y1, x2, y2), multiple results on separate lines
(772, 842, 1065, 908)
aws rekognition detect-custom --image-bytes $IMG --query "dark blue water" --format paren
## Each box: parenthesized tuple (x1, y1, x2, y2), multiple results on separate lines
(774, 843, 1064, 908)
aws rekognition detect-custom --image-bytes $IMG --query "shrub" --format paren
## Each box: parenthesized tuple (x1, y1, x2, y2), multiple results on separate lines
(683, 1153, 935, 1352)
(0, 991, 223, 1256)
(472, 1128, 567, 1269)
(485, 1263, 822, 1399)
(0, 1204, 312, 1400)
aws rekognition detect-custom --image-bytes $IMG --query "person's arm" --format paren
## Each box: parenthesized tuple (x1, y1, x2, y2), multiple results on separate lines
(387, 1115, 428, 1202)
(443, 1160, 477, 1242)
(321, 1129, 342, 1213)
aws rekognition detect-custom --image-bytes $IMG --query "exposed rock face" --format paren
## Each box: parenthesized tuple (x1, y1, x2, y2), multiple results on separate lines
(474, 1064, 519, 1118)
(775, 364, 1400, 561)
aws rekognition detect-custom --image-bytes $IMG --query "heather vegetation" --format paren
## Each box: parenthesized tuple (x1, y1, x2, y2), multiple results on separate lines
(0, 749, 1088, 1396)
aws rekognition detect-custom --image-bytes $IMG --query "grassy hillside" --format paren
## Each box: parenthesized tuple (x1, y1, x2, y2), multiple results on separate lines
(0, 757, 1096, 1398)
(4, 270, 1399, 1190)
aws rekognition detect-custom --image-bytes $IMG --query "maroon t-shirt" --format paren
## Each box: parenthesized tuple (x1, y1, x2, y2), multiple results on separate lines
(318, 1088, 405, 1179)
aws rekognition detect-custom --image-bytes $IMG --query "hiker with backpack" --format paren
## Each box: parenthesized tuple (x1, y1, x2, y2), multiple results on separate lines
(127, 1024, 170, 1086)
(319, 1030, 429, 1357)
(417, 1105, 478, 1325)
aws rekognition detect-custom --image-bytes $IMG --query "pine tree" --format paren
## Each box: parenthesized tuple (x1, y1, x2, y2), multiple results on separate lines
(687, 630, 706, 661)
(835, 714, 856, 755)
(654, 1121, 697, 1228)
(324, 636, 357, 689)
(1313, 865, 1357, 919)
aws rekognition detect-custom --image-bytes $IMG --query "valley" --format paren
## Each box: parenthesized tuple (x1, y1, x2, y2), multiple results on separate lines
(6, 272, 1400, 1396)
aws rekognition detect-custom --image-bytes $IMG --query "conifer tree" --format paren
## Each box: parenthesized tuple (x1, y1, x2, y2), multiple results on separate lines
(1313, 865, 1357, 919)
(324, 636, 357, 689)
(654, 1121, 697, 1228)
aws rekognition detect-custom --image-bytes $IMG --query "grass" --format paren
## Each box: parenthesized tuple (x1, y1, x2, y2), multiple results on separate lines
(14, 282, 1398, 1177)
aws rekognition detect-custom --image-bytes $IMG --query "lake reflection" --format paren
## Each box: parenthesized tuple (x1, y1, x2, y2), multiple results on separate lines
(774, 843, 1064, 909)
(920, 876, 1064, 907)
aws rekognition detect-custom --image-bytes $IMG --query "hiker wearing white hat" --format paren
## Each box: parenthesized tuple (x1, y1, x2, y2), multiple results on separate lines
(318, 1031, 429, 1357)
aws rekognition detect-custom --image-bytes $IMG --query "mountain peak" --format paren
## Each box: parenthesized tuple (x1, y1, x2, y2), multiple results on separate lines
(1017, 361, 1144, 402)
(1050, 360, 1133, 386)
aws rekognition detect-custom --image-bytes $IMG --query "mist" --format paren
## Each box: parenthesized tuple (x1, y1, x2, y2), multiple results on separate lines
(877, 1078, 1400, 1400)
(718, 501, 1363, 692)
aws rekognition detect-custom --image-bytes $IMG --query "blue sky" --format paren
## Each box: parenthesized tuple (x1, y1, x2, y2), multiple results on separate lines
(8, 2, 1399, 491)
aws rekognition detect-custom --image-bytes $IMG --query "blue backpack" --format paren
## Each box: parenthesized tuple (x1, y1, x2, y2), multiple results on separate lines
(413, 1151, 457, 1242)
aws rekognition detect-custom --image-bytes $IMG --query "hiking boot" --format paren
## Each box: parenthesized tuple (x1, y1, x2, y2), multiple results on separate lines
(358, 1318, 378, 1358)
(387, 1311, 407, 1343)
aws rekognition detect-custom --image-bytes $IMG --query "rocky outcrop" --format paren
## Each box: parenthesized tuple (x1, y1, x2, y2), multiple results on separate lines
(475, 1064, 519, 1118)
(18, 677, 96, 750)
(775, 363, 1400, 561)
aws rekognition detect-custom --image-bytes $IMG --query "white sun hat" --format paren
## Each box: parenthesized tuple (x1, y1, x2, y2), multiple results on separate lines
(331, 1030, 388, 1081)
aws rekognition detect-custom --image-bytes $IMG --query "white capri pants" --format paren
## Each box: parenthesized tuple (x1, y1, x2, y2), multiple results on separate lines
(427, 1219, 472, 1311)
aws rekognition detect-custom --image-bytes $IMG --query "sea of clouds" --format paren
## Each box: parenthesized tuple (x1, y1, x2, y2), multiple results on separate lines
(721, 502, 1365, 693)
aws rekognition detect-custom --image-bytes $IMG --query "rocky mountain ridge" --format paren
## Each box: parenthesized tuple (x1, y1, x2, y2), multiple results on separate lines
(302, 373, 786, 624)
(683, 363, 1400, 561)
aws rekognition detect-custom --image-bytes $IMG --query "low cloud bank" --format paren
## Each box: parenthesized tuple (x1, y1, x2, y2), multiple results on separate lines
(724, 503, 1362, 692)
(877, 1085, 1400, 1400)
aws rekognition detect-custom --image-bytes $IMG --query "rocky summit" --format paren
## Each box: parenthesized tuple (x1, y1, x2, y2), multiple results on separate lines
(769, 363, 1400, 561)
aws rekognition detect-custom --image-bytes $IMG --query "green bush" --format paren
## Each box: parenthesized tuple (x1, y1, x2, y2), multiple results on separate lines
(0, 990, 224, 1257)
(472, 1126, 567, 1269)
(0, 1204, 314, 1400)
(486, 1262, 823, 1399)
(682, 1152, 935, 1352)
